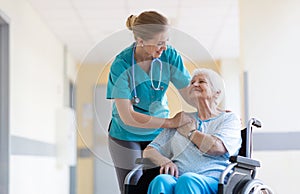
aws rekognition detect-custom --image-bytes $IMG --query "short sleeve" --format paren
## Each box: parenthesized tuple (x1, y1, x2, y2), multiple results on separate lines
(106, 59, 131, 99)
(148, 128, 176, 158)
(213, 113, 242, 156)
(167, 47, 191, 89)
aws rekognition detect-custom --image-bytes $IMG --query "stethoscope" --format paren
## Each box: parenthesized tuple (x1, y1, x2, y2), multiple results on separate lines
(131, 43, 163, 104)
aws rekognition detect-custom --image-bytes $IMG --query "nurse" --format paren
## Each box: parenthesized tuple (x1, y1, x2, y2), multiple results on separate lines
(106, 11, 192, 193)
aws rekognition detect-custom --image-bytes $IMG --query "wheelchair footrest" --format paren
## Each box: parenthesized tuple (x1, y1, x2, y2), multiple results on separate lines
(230, 156, 260, 169)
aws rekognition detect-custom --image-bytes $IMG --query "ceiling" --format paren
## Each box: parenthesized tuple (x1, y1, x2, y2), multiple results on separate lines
(27, 0, 239, 64)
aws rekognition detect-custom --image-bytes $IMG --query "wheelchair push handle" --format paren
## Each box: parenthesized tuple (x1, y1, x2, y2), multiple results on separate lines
(246, 118, 262, 158)
(248, 118, 262, 128)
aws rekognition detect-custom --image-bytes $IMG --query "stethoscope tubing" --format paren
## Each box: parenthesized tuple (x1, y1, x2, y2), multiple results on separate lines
(150, 58, 163, 91)
(131, 43, 163, 104)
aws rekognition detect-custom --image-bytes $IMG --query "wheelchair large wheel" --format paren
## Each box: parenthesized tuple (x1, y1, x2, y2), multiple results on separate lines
(240, 179, 273, 194)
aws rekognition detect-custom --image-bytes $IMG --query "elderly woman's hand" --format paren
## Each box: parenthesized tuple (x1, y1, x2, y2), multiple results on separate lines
(177, 118, 197, 138)
(160, 160, 179, 178)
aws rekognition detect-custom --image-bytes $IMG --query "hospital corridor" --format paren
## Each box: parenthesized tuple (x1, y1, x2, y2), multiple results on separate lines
(1, 0, 300, 194)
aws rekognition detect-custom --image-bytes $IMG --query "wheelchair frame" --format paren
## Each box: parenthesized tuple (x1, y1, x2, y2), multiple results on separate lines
(124, 118, 274, 194)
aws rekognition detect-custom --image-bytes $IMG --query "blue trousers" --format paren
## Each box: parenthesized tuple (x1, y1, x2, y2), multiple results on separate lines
(147, 172, 218, 194)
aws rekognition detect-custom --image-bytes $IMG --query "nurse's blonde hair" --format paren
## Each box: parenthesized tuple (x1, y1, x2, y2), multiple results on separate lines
(126, 11, 169, 40)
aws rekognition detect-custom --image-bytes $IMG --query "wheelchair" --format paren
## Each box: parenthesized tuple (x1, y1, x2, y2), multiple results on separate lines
(124, 118, 274, 194)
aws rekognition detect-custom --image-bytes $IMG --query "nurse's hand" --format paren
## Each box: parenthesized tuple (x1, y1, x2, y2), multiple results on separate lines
(160, 161, 179, 178)
(177, 119, 197, 138)
(167, 111, 193, 129)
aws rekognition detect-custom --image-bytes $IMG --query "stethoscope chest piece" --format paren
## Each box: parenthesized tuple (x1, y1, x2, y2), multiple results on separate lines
(131, 96, 140, 104)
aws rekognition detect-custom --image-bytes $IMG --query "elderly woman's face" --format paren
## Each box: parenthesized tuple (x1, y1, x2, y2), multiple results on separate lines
(189, 74, 213, 101)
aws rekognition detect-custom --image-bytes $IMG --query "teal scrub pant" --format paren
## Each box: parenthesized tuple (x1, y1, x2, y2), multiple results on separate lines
(147, 172, 218, 194)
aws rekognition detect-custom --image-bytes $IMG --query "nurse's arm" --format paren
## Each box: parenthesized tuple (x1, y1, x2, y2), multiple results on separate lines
(115, 98, 192, 129)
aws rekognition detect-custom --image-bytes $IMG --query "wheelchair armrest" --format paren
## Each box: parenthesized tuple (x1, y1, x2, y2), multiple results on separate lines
(136, 158, 155, 165)
(230, 156, 260, 170)
(136, 158, 160, 169)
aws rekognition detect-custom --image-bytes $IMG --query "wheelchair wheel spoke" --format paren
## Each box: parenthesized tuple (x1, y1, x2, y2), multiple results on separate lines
(253, 184, 274, 194)
(240, 179, 263, 194)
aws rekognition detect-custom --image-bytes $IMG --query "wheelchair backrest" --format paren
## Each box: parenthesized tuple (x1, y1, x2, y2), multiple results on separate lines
(238, 128, 248, 157)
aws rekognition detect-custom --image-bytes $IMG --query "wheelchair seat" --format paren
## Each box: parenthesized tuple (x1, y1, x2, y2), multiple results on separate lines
(124, 118, 274, 194)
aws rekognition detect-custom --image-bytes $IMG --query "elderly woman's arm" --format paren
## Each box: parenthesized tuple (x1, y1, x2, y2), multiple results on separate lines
(189, 131, 227, 155)
(143, 146, 179, 178)
(177, 121, 227, 156)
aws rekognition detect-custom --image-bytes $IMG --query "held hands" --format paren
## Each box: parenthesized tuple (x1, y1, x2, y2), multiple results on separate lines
(159, 160, 179, 178)
(168, 111, 194, 129)
(177, 119, 197, 138)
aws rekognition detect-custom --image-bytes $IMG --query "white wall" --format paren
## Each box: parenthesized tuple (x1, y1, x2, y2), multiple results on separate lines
(0, 0, 76, 193)
(240, 0, 300, 193)
(221, 59, 242, 118)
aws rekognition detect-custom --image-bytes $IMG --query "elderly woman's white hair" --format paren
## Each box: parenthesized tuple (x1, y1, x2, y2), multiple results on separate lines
(191, 68, 225, 106)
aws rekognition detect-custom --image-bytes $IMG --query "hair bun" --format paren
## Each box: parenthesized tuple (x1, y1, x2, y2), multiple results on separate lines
(126, 15, 137, 30)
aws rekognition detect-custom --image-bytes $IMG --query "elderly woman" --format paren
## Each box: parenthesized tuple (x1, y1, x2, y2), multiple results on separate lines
(143, 68, 242, 194)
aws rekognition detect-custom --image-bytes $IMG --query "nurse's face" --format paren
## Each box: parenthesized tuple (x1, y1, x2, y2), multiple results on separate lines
(142, 31, 169, 58)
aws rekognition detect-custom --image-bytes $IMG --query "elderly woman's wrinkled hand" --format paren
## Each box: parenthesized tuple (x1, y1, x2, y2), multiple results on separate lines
(160, 160, 179, 178)
(177, 119, 197, 138)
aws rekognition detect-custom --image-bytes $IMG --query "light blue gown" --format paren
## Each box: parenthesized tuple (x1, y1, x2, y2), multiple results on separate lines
(147, 112, 242, 194)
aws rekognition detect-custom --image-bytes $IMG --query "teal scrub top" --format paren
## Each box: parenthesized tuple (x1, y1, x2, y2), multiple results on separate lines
(106, 43, 191, 141)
